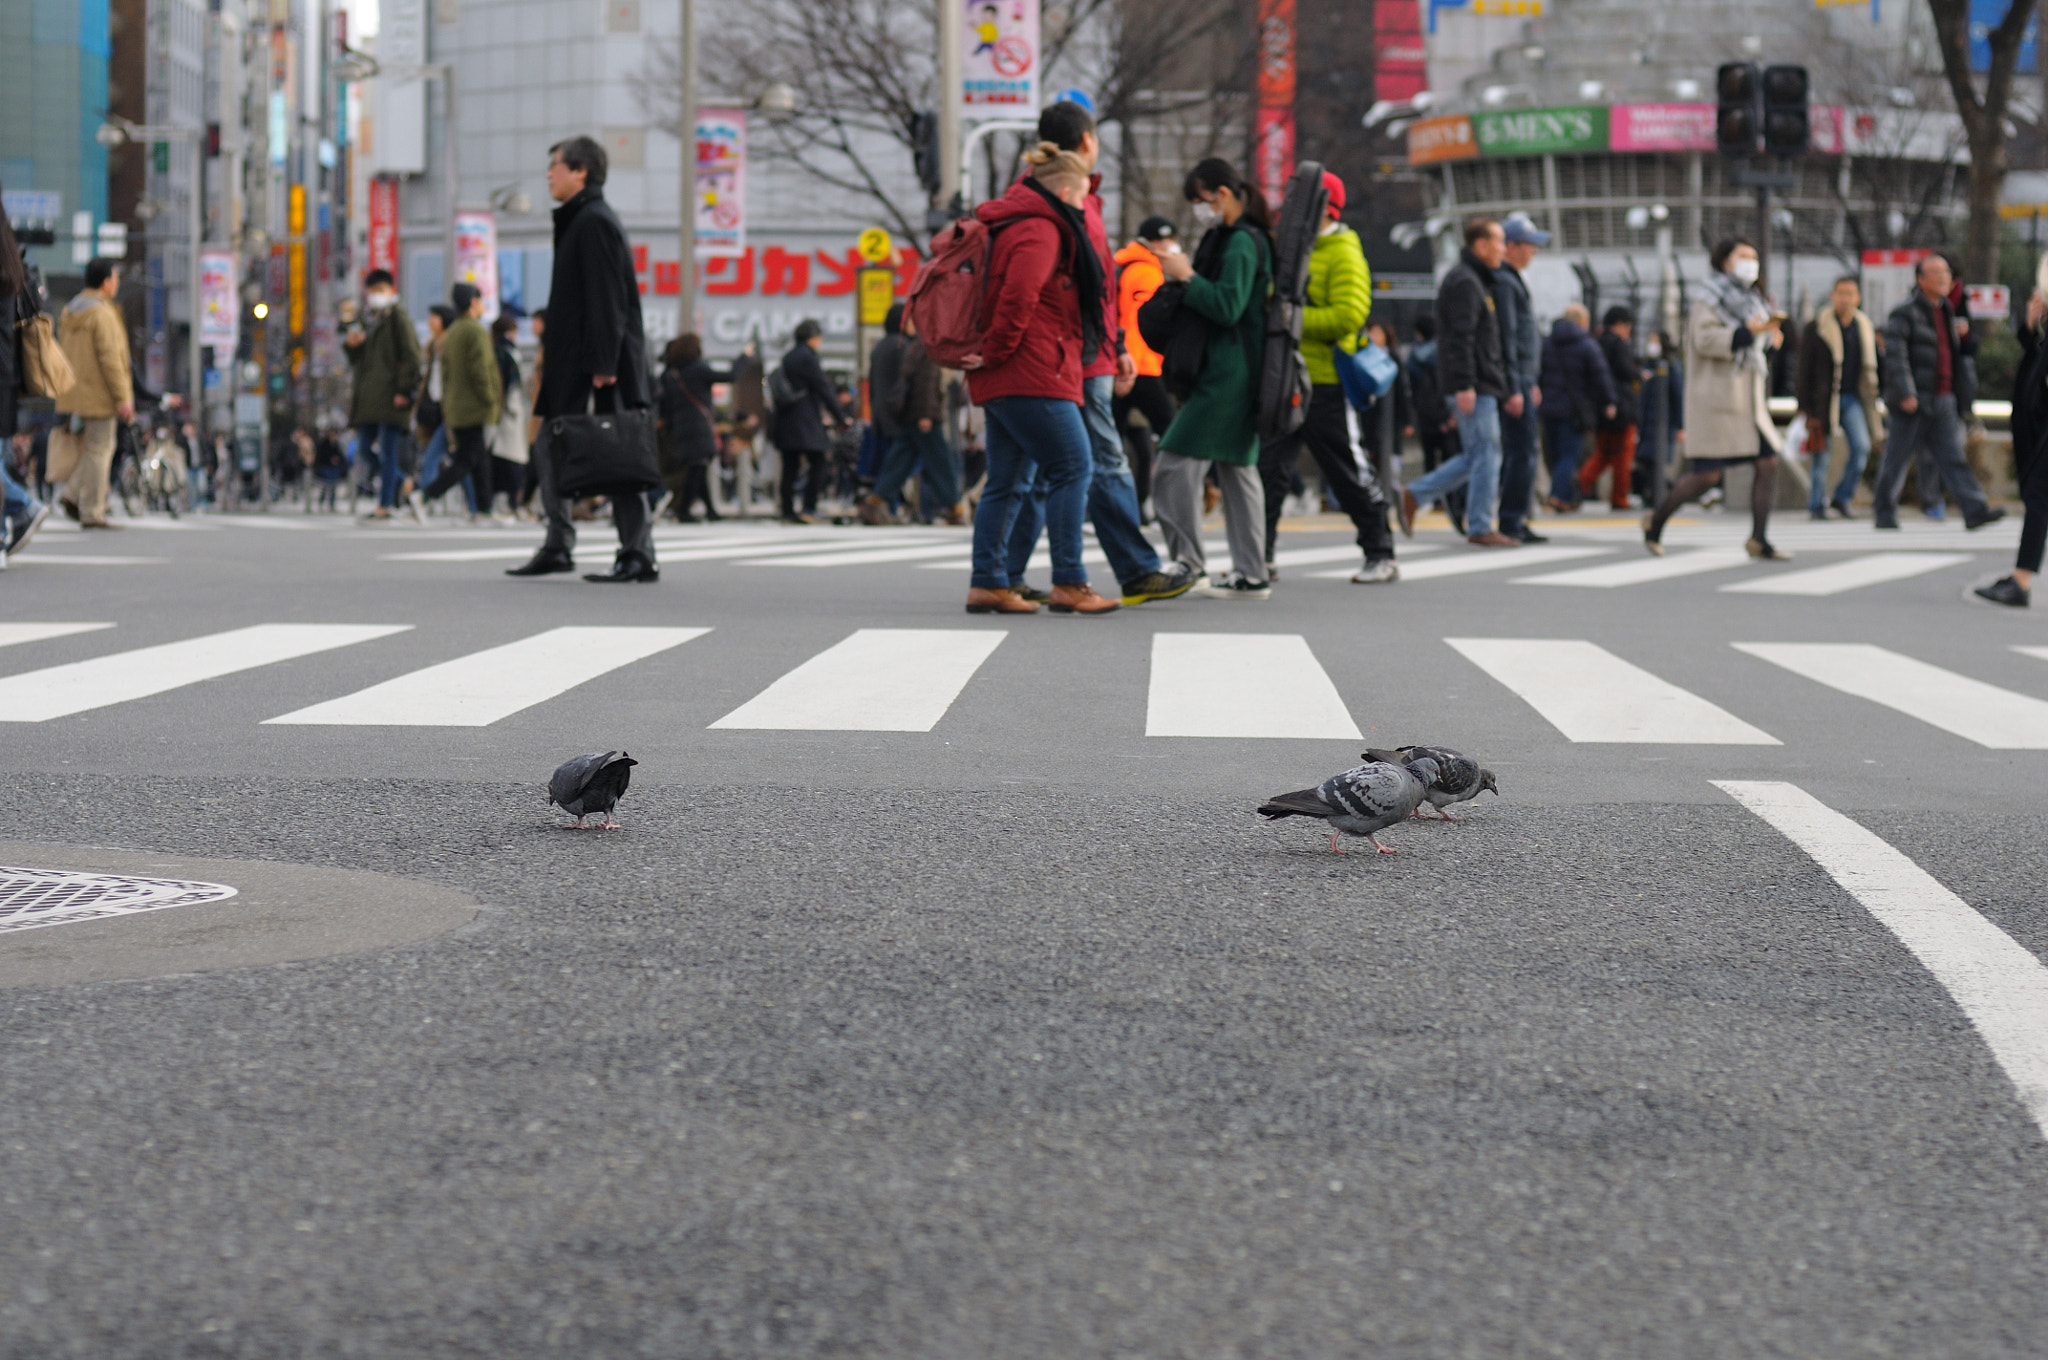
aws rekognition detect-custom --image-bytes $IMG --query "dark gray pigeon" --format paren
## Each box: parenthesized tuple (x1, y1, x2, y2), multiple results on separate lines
(1363, 745, 1498, 820)
(1258, 755, 1440, 854)
(548, 751, 637, 829)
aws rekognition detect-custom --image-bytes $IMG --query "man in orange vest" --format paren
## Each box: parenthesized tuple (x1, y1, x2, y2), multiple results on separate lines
(1112, 216, 1179, 517)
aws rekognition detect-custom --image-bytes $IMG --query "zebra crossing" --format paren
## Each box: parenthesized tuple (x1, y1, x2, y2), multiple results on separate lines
(6, 619, 2048, 751)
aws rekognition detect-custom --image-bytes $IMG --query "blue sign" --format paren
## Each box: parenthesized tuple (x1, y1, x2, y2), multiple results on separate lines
(3, 189, 62, 222)
(1970, 0, 2038, 74)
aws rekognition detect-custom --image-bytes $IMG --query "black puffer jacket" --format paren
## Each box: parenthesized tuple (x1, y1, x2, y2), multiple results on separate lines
(1434, 250, 1507, 400)
(1597, 329, 1642, 429)
(1882, 290, 1977, 412)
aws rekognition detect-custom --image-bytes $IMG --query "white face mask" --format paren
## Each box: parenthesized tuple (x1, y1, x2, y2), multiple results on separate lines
(365, 290, 395, 311)
(1645, 339, 1662, 358)
(1730, 257, 1761, 285)
(1191, 201, 1220, 229)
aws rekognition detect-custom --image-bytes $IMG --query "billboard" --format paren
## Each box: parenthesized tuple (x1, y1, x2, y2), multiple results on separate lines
(198, 250, 238, 349)
(963, 0, 1039, 114)
(453, 210, 500, 322)
(1473, 105, 1607, 156)
(1610, 103, 1716, 152)
(368, 178, 399, 280)
(1406, 114, 1477, 165)
(695, 108, 747, 258)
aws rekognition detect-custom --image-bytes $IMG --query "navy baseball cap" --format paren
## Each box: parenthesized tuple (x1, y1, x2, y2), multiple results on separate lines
(1503, 211, 1552, 246)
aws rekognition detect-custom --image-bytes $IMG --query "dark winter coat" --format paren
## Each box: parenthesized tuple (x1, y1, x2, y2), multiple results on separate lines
(0, 287, 19, 439)
(1493, 262, 1540, 393)
(773, 341, 839, 454)
(1882, 289, 1977, 412)
(894, 337, 946, 428)
(535, 187, 649, 416)
(867, 330, 908, 440)
(1794, 306, 1880, 434)
(1597, 329, 1642, 430)
(1407, 339, 1453, 433)
(2011, 322, 2048, 483)
(1434, 249, 1507, 400)
(1537, 318, 1614, 431)
(344, 302, 424, 427)
(966, 176, 1084, 407)
(657, 358, 719, 470)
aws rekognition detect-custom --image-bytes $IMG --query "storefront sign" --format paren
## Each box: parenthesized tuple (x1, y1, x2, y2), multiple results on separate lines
(1406, 114, 1477, 165)
(1473, 105, 1606, 157)
(1254, 0, 1297, 206)
(963, 0, 1039, 113)
(1610, 103, 1715, 152)
(695, 108, 746, 257)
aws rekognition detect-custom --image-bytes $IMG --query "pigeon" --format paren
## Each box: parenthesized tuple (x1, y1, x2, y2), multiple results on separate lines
(1258, 755, 1441, 855)
(548, 751, 637, 829)
(1362, 745, 1498, 821)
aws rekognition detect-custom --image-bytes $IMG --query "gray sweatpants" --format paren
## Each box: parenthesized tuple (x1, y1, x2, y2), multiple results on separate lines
(1153, 451, 1267, 583)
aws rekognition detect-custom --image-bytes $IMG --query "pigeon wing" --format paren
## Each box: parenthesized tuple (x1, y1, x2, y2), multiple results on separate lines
(1258, 788, 1335, 820)
(549, 752, 612, 810)
(1397, 744, 1481, 801)
(1318, 761, 1420, 833)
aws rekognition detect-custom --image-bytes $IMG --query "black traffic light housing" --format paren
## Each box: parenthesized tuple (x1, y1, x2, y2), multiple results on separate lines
(910, 110, 942, 196)
(1718, 62, 1809, 158)
(1762, 64, 1810, 156)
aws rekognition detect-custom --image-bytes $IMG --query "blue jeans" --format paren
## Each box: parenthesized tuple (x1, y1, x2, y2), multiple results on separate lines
(1544, 418, 1584, 505)
(3, 462, 40, 535)
(1004, 375, 1161, 586)
(874, 427, 961, 515)
(1810, 393, 1873, 513)
(417, 425, 476, 511)
(1497, 391, 1539, 535)
(1408, 395, 1503, 536)
(361, 423, 407, 508)
(972, 396, 1090, 590)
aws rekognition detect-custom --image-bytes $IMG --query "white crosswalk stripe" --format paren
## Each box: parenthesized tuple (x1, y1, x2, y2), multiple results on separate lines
(1720, 552, 1976, 596)
(1145, 633, 1362, 739)
(709, 628, 1008, 731)
(0, 623, 114, 649)
(1515, 548, 1751, 588)
(265, 627, 710, 726)
(0, 624, 411, 722)
(1325, 544, 1609, 581)
(1446, 637, 1779, 744)
(1718, 780, 2048, 1138)
(742, 543, 985, 567)
(1734, 642, 2048, 749)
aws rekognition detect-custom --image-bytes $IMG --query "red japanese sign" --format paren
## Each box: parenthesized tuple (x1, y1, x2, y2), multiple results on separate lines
(367, 178, 399, 281)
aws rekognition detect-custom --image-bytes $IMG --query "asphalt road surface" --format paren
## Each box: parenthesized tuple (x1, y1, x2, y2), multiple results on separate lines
(2, 502, 2045, 1358)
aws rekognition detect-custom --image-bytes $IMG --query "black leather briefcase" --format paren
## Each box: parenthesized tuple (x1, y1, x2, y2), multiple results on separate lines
(547, 406, 662, 497)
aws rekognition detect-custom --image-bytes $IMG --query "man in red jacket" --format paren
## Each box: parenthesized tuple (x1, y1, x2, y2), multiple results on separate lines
(963, 143, 1119, 615)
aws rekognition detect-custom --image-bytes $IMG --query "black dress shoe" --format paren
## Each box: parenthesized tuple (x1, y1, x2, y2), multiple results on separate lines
(1516, 527, 1549, 544)
(1974, 575, 2031, 607)
(584, 555, 659, 583)
(506, 550, 575, 577)
(1965, 507, 2008, 531)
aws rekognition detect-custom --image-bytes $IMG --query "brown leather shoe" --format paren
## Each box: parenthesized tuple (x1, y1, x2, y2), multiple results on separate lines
(1466, 531, 1520, 547)
(966, 587, 1039, 614)
(1398, 488, 1418, 537)
(857, 493, 893, 526)
(1048, 583, 1120, 614)
(941, 503, 970, 526)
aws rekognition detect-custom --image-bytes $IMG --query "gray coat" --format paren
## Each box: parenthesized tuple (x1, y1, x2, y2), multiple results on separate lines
(1684, 296, 1781, 460)
(1493, 263, 1540, 394)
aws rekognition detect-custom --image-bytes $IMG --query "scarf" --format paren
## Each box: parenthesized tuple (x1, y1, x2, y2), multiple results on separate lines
(1020, 177, 1105, 367)
(1704, 269, 1771, 373)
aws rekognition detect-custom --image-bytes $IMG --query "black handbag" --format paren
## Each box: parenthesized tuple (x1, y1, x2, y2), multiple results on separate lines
(548, 400, 662, 497)
(1136, 280, 1209, 401)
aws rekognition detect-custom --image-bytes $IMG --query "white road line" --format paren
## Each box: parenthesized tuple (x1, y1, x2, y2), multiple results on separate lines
(1446, 637, 1780, 744)
(1145, 633, 1363, 739)
(916, 549, 1115, 571)
(709, 628, 1007, 731)
(382, 533, 937, 564)
(0, 624, 411, 723)
(1317, 544, 1609, 581)
(11, 555, 169, 565)
(1273, 544, 1444, 569)
(1514, 547, 1751, 588)
(741, 543, 981, 567)
(1721, 552, 1976, 596)
(1735, 642, 2048, 749)
(2012, 645, 2048, 664)
(0, 623, 114, 649)
(1715, 779, 2048, 1139)
(265, 626, 709, 726)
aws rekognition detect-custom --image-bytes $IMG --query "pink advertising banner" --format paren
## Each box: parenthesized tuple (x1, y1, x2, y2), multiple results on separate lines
(1610, 104, 1715, 152)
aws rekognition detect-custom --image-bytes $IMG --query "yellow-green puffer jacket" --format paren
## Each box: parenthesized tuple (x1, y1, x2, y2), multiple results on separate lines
(1298, 224, 1372, 387)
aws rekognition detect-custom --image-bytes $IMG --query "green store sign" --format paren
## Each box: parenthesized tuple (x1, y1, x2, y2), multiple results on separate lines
(1472, 105, 1608, 156)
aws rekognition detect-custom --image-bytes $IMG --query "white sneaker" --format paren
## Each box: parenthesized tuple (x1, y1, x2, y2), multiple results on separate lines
(1350, 558, 1399, 584)
(407, 490, 427, 524)
(1196, 573, 1271, 599)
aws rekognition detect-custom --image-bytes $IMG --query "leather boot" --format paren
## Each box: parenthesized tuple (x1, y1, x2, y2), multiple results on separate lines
(1048, 583, 1120, 615)
(965, 587, 1039, 614)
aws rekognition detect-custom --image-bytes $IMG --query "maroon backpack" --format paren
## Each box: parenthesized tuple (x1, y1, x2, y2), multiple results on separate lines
(905, 217, 1008, 369)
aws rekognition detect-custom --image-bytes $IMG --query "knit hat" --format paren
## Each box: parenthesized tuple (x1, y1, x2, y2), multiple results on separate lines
(1321, 171, 1346, 216)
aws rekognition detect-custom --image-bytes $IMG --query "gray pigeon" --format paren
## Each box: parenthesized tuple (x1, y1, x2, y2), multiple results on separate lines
(1258, 755, 1441, 854)
(1363, 745, 1498, 820)
(548, 751, 637, 829)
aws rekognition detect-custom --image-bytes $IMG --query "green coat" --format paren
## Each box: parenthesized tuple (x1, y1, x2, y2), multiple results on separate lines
(1299, 225, 1371, 387)
(1160, 227, 1270, 465)
(439, 315, 503, 429)
(344, 304, 424, 428)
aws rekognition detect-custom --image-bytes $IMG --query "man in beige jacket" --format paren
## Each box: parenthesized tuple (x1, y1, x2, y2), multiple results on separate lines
(53, 258, 134, 527)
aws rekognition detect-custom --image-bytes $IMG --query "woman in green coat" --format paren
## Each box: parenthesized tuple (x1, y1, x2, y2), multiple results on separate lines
(1155, 158, 1274, 597)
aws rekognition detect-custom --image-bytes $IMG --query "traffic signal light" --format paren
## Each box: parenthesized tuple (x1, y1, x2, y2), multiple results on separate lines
(1717, 62, 1759, 157)
(1762, 64, 1810, 156)
(910, 110, 942, 196)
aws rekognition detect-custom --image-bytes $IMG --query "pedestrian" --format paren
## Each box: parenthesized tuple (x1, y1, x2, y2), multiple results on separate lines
(1977, 285, 2048, 606)
(1113, 216, 1179, 514)
(1399, 218, 1516, 547)
(486, 312, 527, 520)
(656, 332, 721, 522)
(857, 304, 910, 523)
(1576, 306, 1642, 512)
(1634, 328, 1684, 505)
(1002, 100, 1190, 607)
(1494, 211, 1548, 544)
(342, 267, 421, 521)
(875, 311, 965, 524)
(0, 187, 50, 558)
(770, 319, 845, 524)
(508, 135, 661, 583)
(1151, 156, 1275, 596)
(52, 257, 133, 529)
(961, 138, 1118, 614)
(413, 303, 456, 512)
(1257, 170, 1400, 584)
(410, 282, 500, 522)
(1643, 237, 1790, 559)
(1536, 303, 1614, 512)
(1794, 275, 1879, 520)
(1405, 314, 1458, 483)
(1871, 253, 2004, 532)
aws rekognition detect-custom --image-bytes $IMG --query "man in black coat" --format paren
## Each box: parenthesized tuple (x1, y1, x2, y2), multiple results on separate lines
(771, 319, 846, 523)
(1399, 218, 1516, 546)
(1872, 253, 2001, 532)
(508, 135, 660, 583)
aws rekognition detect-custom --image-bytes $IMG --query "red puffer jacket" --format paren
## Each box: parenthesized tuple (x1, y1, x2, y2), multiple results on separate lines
(966, 178, 1083, 407)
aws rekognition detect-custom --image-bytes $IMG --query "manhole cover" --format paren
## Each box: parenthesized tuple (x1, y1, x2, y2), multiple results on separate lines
(0, 866, 238, 934)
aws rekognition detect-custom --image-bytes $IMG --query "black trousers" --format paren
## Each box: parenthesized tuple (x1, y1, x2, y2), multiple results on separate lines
(424, 424, 492, 505)
(778, 445, 829, 517)
(2019, 433, 2048, 574)
(535, 379, 657, 565)
(1258, 384, 1395, 564)
(1113, 374, 1175, 505)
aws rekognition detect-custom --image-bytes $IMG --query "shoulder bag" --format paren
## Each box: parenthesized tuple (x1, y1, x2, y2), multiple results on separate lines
(16, 285, 76, 400)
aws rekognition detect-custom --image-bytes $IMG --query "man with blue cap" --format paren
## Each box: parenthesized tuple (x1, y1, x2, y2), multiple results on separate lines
(1495, 210, 1550, 543)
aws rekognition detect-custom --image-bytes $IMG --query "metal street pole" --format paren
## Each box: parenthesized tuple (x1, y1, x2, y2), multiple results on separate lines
(938, 0, 962, 217)
(678, 0, 699, 317)
(189, 136, 204, 444)
(443, 65, 458, 301)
